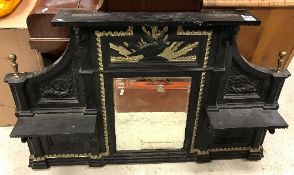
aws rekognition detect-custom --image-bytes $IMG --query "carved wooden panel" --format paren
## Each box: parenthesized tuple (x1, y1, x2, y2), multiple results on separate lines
(224, 64, 260, 96)
(38, 67, 76, 99)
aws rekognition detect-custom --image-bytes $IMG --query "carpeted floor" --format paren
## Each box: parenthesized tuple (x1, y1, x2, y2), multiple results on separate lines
(0, 61, 293, 175)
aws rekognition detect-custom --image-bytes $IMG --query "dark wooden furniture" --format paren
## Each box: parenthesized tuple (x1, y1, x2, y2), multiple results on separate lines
(27, 0, 101, 60)
(5, 9, 290, 169)
(27, 0, 202, 64)
(203, 0, 294, 69)
(27, 1, 294, 69)
(236, 8, 294, 69)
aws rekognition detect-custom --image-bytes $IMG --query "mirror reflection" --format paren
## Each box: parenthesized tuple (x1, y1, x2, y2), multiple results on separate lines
(114, 77, 191, 151)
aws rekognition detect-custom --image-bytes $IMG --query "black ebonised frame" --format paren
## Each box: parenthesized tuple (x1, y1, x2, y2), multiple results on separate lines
(5, 9, 289, 169)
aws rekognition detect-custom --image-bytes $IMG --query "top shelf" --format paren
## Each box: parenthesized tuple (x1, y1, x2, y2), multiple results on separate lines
(52, 9, 261, 27)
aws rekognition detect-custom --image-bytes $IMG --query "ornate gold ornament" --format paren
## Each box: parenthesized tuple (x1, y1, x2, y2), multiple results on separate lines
(182, 25, 263, 155)
(31, 26, 262, 163)
(96, 27, 134, 69)
(30, 153, 102, 162)
(208, 146, 263, 153)
(95, 27, 134, 157)
(99, 73, 110, 157)
(176, 26, 213, 154)
(96, 25, 206, 63)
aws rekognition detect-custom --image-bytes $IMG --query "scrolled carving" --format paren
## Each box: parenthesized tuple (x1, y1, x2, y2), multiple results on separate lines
(225, 64, 260, 95)
(39, 68, 75, 98)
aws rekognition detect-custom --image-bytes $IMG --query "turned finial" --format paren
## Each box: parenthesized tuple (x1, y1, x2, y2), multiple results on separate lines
(8, 54, 20, 78)
(277, 51, 287, 73)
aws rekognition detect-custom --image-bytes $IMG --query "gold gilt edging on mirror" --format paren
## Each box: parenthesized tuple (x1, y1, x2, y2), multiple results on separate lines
(95, 26, 214, 155)
(95, 27, 261, 156)
(99, 73, 109, 156)
(95, 27, 134, 157)
(181, 26, 213, 154)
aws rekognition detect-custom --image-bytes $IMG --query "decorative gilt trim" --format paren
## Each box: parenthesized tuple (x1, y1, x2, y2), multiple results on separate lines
(208, 146, 263, 153)
(94, 26, 260, 157)
(179, 26, 264, 155)
(99, 73, 110, 156)
(194, 146, 263, 156)
(96, 26, 211, 63)
(95, 27, 134, 70)
(249, 146, 264, 153)
(95, 26, 214, 156)
(178, 26, 213, 153)
(190, 70, 207, 154)
(30, 153, 102, 162)
(177, 26, 213, 36)
(30, 146, 263, 162)
(196, 149, 210, 155)
(181, 25, 264, 155)
(95, 28, 133, 157)
(110, 26, 201, 62)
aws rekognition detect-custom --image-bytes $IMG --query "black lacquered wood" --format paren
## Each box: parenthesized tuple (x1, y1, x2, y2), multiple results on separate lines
(52, 9, 261, 27)
(10, 115, 96, 137)
(4, 9, 290, 169)
(207, 109, 288, 130)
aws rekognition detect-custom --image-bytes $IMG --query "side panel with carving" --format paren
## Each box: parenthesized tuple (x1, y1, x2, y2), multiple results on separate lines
(218, 58, 272, 105)
(224, 64, 260, 96)
(38, 66, 77, 103)
(23, 29, 85, 110)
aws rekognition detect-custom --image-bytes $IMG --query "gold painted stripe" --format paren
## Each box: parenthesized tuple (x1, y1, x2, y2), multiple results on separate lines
(176, 26, 213, 154)
(31, 153, 102, 161)
(95, 27, 134, 156)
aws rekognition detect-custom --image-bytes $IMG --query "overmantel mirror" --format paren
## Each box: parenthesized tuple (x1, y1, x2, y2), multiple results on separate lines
(5, 9, 289, 169)
(101, 24, 209, 154)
